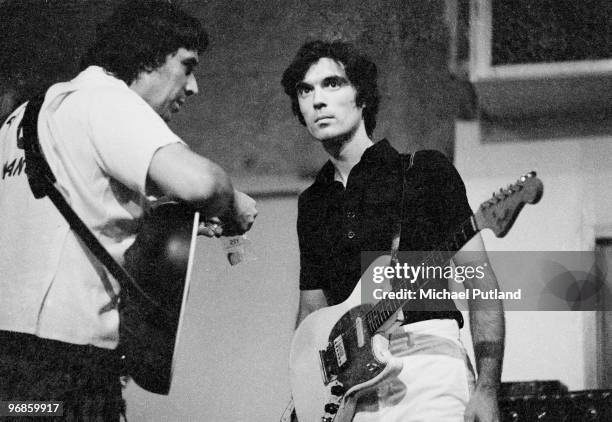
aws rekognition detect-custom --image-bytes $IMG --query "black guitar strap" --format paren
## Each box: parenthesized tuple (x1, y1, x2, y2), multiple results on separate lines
(18, 93, 138, 306)
(389, 151, 416, 265)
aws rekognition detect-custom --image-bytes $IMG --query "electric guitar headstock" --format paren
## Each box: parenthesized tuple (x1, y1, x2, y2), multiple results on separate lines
(473, 172, 543, 237)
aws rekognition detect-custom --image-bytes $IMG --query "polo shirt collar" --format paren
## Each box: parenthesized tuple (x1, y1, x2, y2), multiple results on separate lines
(314, 138, 398, 185)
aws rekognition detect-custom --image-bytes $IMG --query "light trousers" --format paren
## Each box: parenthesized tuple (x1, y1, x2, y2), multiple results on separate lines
(353, 319, 475, 422)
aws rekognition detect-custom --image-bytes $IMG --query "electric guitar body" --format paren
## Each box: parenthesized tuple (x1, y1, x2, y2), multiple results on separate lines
(291, 255, 404, 422)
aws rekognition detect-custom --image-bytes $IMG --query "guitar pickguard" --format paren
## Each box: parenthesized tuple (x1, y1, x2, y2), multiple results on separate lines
(290, 276, 403, 422)
(320, 303, 386, 387)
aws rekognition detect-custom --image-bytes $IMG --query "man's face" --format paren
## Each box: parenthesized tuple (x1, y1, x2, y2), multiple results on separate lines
(296, 58, 364, 141)
(132, 48, 199, 122)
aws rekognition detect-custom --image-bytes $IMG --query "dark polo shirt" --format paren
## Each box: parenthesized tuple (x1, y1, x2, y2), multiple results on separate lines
(297, 139, 472, 326)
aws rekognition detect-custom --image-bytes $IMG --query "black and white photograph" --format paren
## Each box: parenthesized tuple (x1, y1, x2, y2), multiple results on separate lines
(1, 1, 612, 421)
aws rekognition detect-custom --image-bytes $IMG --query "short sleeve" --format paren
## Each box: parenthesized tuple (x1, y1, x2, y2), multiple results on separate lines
(423, 150, 471, 224)
(404, 150, 473, 250)
(87, 87, 184, 195)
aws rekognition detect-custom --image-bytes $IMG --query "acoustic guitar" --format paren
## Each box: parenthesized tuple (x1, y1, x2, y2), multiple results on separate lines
(121, 202, 200, 395)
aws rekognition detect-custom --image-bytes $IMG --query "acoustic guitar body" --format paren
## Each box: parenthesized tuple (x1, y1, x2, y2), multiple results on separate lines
(121, 203, 198, 395)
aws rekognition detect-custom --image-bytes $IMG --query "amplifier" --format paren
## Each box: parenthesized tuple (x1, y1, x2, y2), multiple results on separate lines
(500, 382, 612, 421)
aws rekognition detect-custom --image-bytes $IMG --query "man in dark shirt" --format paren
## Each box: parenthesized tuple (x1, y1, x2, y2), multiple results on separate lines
(281, 40, 504, 421)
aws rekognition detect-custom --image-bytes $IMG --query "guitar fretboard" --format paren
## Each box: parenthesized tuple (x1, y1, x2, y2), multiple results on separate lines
(365, 216, 478, 334)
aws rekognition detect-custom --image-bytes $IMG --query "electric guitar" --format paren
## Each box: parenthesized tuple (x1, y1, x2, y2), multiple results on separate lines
(120, 202, 200, 395)
(287, 172, 543, 422)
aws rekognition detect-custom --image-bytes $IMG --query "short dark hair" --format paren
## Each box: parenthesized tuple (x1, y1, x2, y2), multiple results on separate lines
(80, 0, 208, 85)
(281, 40, 379, 137)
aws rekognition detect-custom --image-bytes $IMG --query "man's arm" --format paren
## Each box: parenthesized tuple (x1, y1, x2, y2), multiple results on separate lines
(296, 289, 328, 328)
(453, 233, 504, 422)
(147, 143, 256, 234)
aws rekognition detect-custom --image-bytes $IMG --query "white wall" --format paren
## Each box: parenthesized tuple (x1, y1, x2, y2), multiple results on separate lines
(455, 118, 612, 390)
(125, 196, 300, 421)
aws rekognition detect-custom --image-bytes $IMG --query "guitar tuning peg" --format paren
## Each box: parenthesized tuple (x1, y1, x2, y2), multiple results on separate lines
(528, 171, 536, 177)
(520, 176, 527, 183)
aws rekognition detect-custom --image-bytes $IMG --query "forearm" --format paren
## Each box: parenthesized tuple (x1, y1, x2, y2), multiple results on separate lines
(455, 235, 505, 391)
(295, 306, 311, 329)
(468, 295, 505, 391)
(147, 143, 235, 215)
(296, 289, 328, 329)
(166, 158, 234, 216)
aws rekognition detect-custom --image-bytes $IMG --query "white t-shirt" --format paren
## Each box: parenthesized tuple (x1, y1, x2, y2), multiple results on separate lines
(0, 66, 183, 349)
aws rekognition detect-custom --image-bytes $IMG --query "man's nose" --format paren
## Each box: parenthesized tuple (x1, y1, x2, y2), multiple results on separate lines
(186, 73, 199, 96)
(313, 86, 326, 110)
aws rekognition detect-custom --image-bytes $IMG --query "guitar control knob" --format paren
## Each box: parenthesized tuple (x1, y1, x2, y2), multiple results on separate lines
(324, 403, 339, 414)
(331, 385, 346, 396)
(507, 410, 519, 421)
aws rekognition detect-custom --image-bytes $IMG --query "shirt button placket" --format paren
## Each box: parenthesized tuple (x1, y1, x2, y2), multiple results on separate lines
(346, 209, 356, 239)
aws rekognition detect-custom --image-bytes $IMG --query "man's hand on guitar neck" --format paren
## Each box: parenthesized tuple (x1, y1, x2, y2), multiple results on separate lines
(199, 190, 257, 237)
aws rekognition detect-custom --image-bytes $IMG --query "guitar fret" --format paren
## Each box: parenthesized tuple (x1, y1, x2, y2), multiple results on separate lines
(393, 297, 401, 312)
(368, 314, 376, 333)
(380, 306, 388, 322)
(366, 217, 481, 334)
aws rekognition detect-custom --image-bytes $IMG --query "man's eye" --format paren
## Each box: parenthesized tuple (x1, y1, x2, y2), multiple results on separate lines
(323, 78, 344, 89)
(297, 86, 312, 96)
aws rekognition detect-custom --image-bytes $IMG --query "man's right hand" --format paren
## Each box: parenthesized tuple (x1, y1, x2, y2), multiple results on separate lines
(220, 190, 257, 236)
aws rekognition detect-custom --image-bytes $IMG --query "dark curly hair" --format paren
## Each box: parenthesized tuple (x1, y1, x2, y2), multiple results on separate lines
(281, 40, 379, 137)
(80, 0, 208, 85)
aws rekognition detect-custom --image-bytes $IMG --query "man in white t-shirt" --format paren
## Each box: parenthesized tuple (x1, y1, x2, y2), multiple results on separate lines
(0, 1, 257, 420)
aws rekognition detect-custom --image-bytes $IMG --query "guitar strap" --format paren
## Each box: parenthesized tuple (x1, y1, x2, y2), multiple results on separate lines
(389, 151, 416, 266)
(18, 93, 138, 307)
(387, 151, 415, 324)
